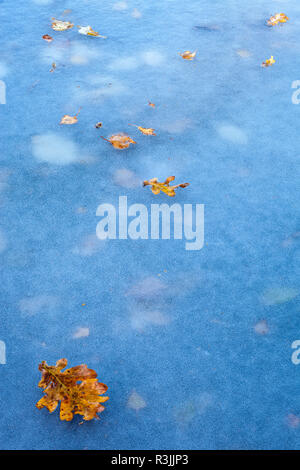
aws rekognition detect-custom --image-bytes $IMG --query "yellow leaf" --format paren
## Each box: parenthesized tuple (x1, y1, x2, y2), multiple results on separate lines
(101, 133, 136, 150)
(267, 13, 289, 26)
(78, 25, 107, 38)
(51, 18, 74, 31)
(179, 50, 196, 60)
(36, 359, 109, 422)
(143, 176, 189, 197)
(262, 56, 275, 67)
(129, 124, 156, 136)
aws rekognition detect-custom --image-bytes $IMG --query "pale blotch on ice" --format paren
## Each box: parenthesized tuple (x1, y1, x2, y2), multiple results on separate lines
(254, 319, 269, 335)
(286, 413, 300, 428)
(40, 45, 64, 65)
(19, 295, 59, 317)
(127, 390, 147, 411)
(132, 8, 142, 18)
(70, 55, 90, 66)
(0, 169, 9, 193)
(159, 118, 192, 134)
(174, 393, 213, 425)
(32, 0, 53, 4)
(282, 231, 300, 248)
(0, 62, 8, 78)
(217, 124, 248, 144)
(0, 229, 7, 253)
(108, 51, 164, 71)
(41, 42, 100, 67)
(32, 133, 80, 165)
(126, 276, 168, 298)
(261, 287, 299, 306)
(236, 49, 252, 58)
(142, 50, 165, 66)
(113, 169, 140, 188)
(73, 327, 90, 339)
(76, 206, 88, 214)
(130, 309, 170, 330)
(72, 234, 106, 256)
(70, 42, 100, 66)
(108, 56, 139, 71)
(113, 1, 128, 11)
(196, 346, 210, 356)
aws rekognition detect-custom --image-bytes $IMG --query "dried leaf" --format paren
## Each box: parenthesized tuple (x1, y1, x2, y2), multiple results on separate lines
(95, 122, 103, 128)
(129, 124, 156, 136)
(267, 13, 289, 26)
(36, 359, 109, 422)
(60, 109, 81, 125)
(50, 62, 56, 73)
(78, 25, 107, 38)
(60, 115, 77, 125)
(51, 18, 74, 31)
(179, 50, 196, 60)
(262, 56, 275, 67)
(43, 34, 53, 42)
(148, 102, 155, 108)
(101, 133, 136, 150)
(143, 176, 189, 197)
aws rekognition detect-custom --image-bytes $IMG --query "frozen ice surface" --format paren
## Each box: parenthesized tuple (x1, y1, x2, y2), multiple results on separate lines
(0, 0, 300, 450)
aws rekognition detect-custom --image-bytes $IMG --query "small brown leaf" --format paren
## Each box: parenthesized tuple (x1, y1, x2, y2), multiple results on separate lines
(143, 176, 189, 197)
(129, 124, 156, 136)
(60, 109, 81, 125)
(43, 34, 53, 42)
(51, 18, 74, 31)
(95, 122, 103, 128)
(148, 102, 155, 108)
(101, 133, 136, 150)
(50, 62, 57, 73)
(179, 50, 196, 60)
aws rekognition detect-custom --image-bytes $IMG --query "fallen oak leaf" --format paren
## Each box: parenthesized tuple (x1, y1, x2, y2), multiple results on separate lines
(36, 358, 109, 422)
(179, 50, 196, 60)
(267, 13, 289, 26)
(78, 25, 107, 38)
(143, 176, 189, 197)
(42, 34, 53, 42)
(60, 109, 81, 125)
(129, 124, 156, 136)
(51, 18, 74, 31)
(262, 56, 275, 67)
(100, 133, 136, 150)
